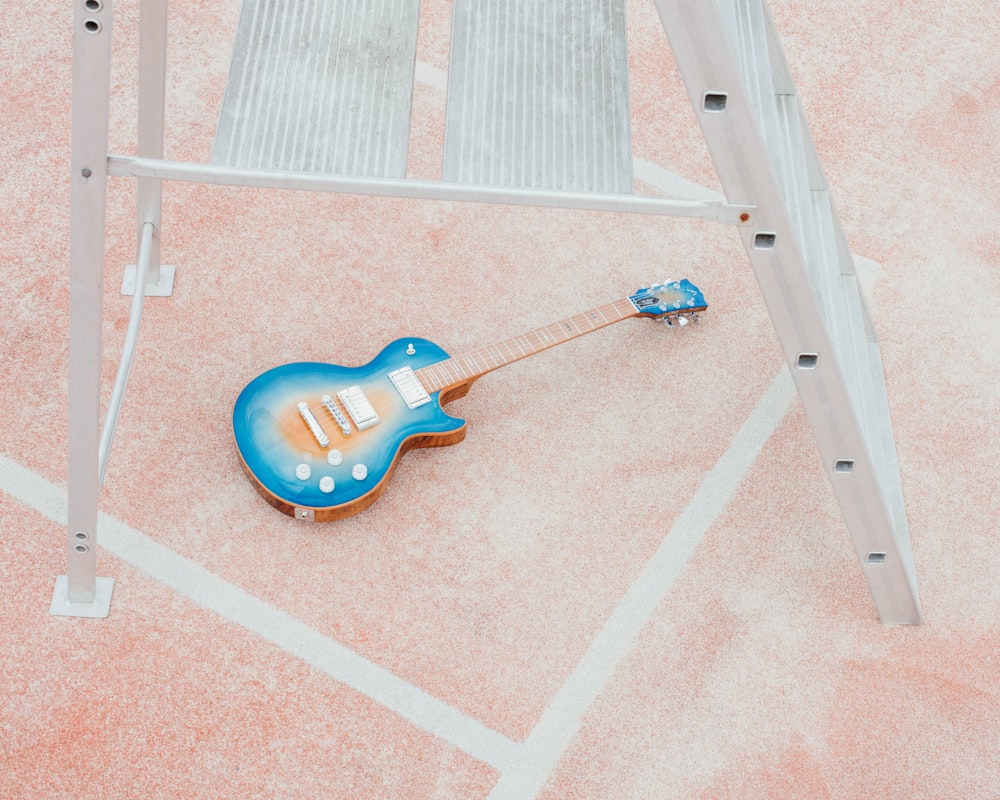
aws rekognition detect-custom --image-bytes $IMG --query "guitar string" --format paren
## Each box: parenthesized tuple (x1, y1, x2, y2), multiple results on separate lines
(415, 298, 637, 395)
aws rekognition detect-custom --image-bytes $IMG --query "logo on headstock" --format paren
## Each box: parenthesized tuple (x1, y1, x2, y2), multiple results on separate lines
(629, 279, 707, 318)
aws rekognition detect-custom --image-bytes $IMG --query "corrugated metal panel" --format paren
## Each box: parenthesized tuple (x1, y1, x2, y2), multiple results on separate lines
(444, 0, 633, 192)
(213, 0, 421, 178)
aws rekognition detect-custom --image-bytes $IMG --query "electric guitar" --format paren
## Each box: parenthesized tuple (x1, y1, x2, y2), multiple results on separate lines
(233, 279, 707, 521)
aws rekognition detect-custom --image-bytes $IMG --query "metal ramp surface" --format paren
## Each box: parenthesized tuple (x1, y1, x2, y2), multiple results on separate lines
(213, 0, 422, 177)
(444, 0, 632, 191)
(213, 0, 634, 190)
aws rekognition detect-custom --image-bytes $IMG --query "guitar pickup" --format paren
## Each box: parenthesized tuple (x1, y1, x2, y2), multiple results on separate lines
(388, 366, 431, 409)
(336, 386, 380, 430)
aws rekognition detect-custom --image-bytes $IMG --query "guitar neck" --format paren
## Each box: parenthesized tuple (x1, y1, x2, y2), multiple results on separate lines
(415, 297, 640, 395)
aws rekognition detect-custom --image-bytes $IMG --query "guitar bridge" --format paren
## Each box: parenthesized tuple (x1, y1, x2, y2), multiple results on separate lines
(297, 402, 329, 447)
(321, 394, 352, 436)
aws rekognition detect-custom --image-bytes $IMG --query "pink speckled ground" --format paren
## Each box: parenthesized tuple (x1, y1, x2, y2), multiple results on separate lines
(2, 1, 998, 798)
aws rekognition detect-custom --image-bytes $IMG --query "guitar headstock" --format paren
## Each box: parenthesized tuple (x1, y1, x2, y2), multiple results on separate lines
(630, 279, 707, 326)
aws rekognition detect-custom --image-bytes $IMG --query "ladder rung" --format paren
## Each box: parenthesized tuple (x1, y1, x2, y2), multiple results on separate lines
(213, 0, 421, 178)
(444, 0, 633, 192)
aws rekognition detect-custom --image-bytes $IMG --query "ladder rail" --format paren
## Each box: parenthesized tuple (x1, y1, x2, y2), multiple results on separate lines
(60, 0, 116, 615)
(653, 0, 920, 623)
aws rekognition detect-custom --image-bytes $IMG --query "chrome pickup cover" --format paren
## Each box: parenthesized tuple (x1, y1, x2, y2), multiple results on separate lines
(336, 385, 381, 430)
(388, 366, 431, 409)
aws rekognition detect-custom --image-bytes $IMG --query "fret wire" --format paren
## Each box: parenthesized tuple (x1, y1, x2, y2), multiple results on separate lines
(430, 362, 446, 386)
(440, 362, 453, 385)
(417, 365, 437, 393)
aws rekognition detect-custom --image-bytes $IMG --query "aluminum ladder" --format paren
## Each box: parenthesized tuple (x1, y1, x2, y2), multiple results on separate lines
(57, 0, 920, 624)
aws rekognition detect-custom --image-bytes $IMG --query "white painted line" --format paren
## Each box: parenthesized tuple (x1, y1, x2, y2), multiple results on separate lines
(0, 455, 522, 774)
(487, 369, 797, 800)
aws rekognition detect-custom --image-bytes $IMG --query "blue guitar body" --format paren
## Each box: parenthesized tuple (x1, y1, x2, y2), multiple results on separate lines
(233, 338, 469, 521)
(232, 280, 707, 520)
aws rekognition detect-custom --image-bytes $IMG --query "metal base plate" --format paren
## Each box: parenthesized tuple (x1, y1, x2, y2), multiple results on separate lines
(122, 263, 176, 297)
(49, 575, 115, 618)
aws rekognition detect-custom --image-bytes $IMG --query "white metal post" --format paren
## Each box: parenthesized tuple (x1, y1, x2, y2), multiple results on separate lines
(123, 0, 175, 297)
(52, 0, 116, 617)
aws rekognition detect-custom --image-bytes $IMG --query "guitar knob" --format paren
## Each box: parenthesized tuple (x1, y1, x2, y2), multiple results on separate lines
(326, 450, 343, 466)
(295, 463, 312, 481)
(352, 463, 368, 481)
(319, 476, 335, 493)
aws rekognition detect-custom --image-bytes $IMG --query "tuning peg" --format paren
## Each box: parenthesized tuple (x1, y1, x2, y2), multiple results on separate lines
(664, 314, 692, 328)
